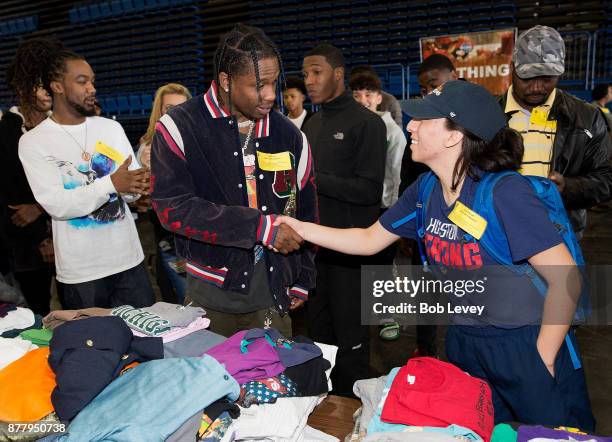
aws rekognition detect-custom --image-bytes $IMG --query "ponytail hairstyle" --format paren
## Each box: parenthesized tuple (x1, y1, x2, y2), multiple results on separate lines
(446, 119, 524, 191)
(213, 24, 285, 114)
(5, 37, 63, 114)
(142, 83, 192, 146)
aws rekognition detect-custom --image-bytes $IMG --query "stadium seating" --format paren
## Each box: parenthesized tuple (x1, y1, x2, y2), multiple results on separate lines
(0, 0, 609, 144)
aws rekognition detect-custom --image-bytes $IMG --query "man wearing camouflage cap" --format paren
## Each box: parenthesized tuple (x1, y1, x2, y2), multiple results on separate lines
(499, 25, 612, 239)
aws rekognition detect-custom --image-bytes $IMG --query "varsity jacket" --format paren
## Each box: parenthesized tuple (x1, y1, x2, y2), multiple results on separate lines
(151, 82, 318, 314)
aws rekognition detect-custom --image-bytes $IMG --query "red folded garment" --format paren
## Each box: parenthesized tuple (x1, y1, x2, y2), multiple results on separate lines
(381, 357, 494, 441)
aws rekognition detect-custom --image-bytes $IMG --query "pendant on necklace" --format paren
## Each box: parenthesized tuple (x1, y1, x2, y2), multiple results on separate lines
(82, 152, 91, 161)
(77, 162, 90, 173)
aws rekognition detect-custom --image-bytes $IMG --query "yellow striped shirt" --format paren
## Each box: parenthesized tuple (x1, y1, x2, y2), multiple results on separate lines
(506, 87, 557, 177)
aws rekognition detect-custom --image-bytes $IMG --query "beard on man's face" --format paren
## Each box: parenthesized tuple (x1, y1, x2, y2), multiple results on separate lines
(67, 97, 96, 117)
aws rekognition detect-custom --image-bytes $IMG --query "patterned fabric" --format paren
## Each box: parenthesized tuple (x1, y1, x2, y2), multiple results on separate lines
(239, 374, 298, 407)
(513, 25, 565, 78)
(345, 407, 365, 442)
(199, 411, 234, 442)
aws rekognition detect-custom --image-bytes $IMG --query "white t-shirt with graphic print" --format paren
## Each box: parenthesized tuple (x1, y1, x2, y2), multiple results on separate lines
(19, 116, 144, 284)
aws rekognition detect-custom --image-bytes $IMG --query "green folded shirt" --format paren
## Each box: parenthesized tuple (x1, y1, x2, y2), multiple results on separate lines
(19, 328, 53, 346)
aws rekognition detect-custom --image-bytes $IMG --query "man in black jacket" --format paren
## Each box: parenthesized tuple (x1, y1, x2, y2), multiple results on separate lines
(302, 44, 387, 396)
(500, 25, 612, 239)
(0, 39, 57, 315)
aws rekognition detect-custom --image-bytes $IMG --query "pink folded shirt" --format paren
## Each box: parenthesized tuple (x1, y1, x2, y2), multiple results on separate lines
(131, 316, 210, 343)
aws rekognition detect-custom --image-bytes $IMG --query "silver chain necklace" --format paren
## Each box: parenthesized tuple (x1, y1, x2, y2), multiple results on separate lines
(52, 115, 90, 162)
(242, 120, 255, 153)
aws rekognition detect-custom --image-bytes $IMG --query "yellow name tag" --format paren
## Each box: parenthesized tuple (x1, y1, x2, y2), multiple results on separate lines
(95, 141, 124, 164)
(256, 151, 292, 171)
(529, 107, 557, 130)
(448, 201, 487, 240)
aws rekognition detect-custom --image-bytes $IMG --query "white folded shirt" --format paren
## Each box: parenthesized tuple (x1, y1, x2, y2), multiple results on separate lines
(0, 336, 38, 369)
(0, 307, 35, 334)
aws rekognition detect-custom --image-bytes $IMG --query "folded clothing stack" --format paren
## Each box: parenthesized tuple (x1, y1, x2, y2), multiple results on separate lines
(112, 302, 209, 342)
(229, 341, 338, 442)
(350, 358, 494, 442)
(381, 358, 494, 442)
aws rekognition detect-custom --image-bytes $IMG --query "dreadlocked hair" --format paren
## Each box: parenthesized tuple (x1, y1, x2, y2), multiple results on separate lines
(41, 47, 85, 98)
(5, 37, 63, 113)
(213, 23, 285, 114)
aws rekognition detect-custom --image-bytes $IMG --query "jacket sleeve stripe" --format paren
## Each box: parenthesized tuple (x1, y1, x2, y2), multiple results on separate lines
(297, 131, 312, 190)
(159, 114, 185, 152)
(156, 119, 185, 161)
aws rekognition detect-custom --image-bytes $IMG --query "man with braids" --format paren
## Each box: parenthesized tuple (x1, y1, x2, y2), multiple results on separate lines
(0, 38, 57, 315)
(302, 44, 387, 396)
(150, 24, 317, 337)
(18, 39, 154, 309)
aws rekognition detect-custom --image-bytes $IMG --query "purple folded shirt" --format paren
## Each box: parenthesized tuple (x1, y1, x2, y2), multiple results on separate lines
(517, 425, 612, 442)
(204, 330, 285, 384)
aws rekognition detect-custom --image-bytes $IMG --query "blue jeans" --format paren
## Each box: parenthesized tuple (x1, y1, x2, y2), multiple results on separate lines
(62, 262, 155, 309)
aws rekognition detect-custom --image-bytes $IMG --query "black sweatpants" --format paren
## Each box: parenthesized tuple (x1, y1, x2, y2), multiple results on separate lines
(306, 260, 369, 397)
(62, 262, 155, 310)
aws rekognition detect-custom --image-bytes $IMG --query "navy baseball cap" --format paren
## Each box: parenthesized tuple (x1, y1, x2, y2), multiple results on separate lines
(401, 80, 507, 142)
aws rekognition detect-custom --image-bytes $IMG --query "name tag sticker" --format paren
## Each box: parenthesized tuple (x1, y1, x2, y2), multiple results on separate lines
(529, 108, 557, 130)
(256, 151, 292, 171)
(95, 141, 124, 164)
(448, 201, 487, 240)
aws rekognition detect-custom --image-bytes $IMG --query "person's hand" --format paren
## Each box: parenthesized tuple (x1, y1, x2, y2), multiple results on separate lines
(38, 238, 54, 263)
(139, 145, 152, 170)
(8, 204, 44, 227)
(536, 338, 556, 378)
(289, 298, 305, 310)
(270, 223, 304, 255)
(274, 215, 306, 238)
(134, 194, 151, 213)
(549, 171, 565, 194)
(110, 156, 150, 195)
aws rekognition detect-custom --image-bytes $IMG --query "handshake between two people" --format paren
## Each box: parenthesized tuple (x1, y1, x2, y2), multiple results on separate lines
(266, 216, 307, 255)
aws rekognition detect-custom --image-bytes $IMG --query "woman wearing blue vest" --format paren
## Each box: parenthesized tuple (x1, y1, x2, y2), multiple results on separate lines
(274, 80, 595, 429)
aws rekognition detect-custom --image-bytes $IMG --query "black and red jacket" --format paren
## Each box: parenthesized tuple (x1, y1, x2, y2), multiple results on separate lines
(151, 81, 318, 314)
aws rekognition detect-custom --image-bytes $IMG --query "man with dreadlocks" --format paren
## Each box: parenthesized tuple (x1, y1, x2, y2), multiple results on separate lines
(150, 24, 317, 337)
(0, 38, 57, 315)
(18, 39, 154, 309)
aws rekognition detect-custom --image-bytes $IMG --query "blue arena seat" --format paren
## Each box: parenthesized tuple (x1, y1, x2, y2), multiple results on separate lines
(110, 0, 124, 15)
(100, 1, 112, 17)
(26, 15, 38, 31)
(89, 4, 102, 21)
(122, 0, 135, 13)
(129, 94, 143, 114)
(104, 97, 118, 115)
(133, 0, 146, 11)
(14, 18, 26, 33)
(7, 20, 17, 34)
(78, 6, 91, 22)
(141, 94, 153, 112)
(68, 8, 79, 23)
(117, 95, 130, 115)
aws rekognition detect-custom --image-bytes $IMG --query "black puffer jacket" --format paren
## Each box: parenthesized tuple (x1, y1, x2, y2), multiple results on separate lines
(499, 89, 612, 236)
